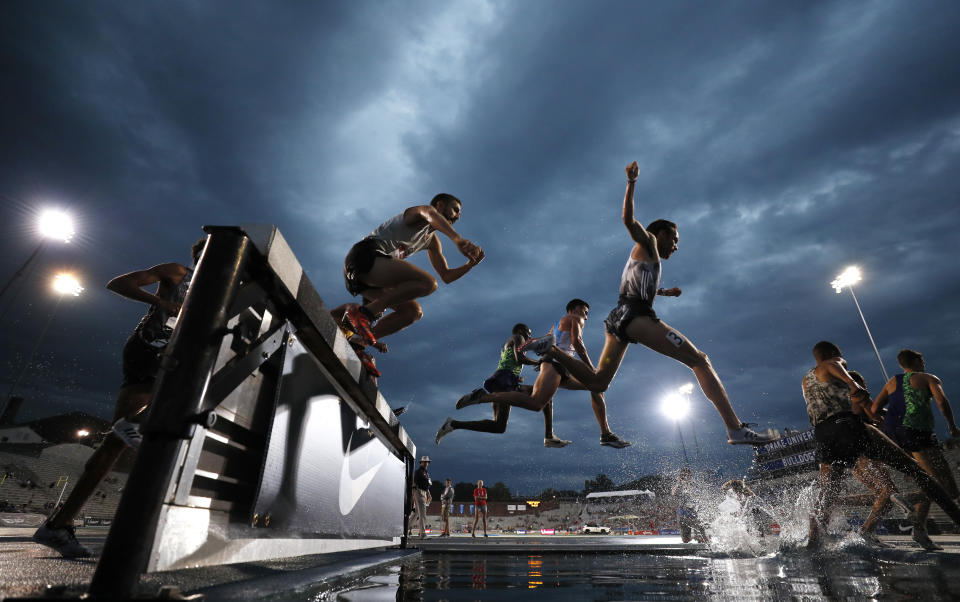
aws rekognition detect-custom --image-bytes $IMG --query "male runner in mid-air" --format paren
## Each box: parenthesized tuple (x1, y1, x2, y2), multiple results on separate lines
(33, 239, 206, 558)
(542, 161, 773, 445)
(435, 323, 572, 448)
(871, 349, 960, 550)
(342, 194, 484, 347)
(454, 300, 630, 448)
(801, 341, 960, 549)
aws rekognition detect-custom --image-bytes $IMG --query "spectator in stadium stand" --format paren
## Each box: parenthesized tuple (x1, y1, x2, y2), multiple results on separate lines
(33, 239, 205, 559)
(409, 456, 432, 539)
(440, 478, 454, 537)
(472, 480, 488, 537)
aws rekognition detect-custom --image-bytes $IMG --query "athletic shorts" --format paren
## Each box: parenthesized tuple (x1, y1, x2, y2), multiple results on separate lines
(121, 334, 163, 389)
(545, 358, 569, 380)
(476, 504, 488, 514)
(483, 369, 521, 393)
(814, 413, 867, 467)
(604, 297, 659, 344)
(883, 425, 939, 453)
(344, 238, 389, 297)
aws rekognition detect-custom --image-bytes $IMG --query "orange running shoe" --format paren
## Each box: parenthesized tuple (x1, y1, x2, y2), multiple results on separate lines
(344, 305, 378, 346)
(355, 347, 381, 377)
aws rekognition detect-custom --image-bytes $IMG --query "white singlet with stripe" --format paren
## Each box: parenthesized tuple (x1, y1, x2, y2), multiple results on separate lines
(551, 319, 576, 357)
(619, 257, 660, 304)
(367, 213, 435, 259)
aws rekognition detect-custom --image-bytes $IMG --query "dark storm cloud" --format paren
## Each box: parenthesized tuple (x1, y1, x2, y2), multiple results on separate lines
(2, 1, 959, 492)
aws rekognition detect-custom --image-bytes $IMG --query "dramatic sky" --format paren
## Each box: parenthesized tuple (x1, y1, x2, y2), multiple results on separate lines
(2, 1, 959, 494)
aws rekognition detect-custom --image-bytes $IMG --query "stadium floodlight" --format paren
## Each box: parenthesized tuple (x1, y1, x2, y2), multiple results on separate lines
(38, 209, 75, 243)
(52, 273, 83, 297)
(660, 393, 690, 421)
(830, 265, 861, 294)
(829, 265, 889, 381)
(77, 429, 90, 438)
(0, 207, 78, 304)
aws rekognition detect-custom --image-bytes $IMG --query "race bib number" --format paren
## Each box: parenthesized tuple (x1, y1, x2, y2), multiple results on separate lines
(666, 330, 684, 348)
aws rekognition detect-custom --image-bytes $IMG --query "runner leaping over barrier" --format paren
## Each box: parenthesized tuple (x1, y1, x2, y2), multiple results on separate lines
(89, 225, 417, 599)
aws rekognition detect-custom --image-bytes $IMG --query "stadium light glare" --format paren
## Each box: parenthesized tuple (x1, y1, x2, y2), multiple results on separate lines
(52, 273, 83, 297)
(38, 209, 75, 243)
(830, 265, 861, 294)
(77, 429, 90, 438)
(660, 393, 690, 421)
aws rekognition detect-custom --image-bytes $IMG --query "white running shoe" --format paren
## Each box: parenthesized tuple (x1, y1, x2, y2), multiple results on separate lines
(33, 521, 94, 559)
(600, 433, 631, 448)
(435, 417, 455, 444)
(727, 424, 778, 445)
(111, 418, 142, 449)
(544, 436, 571, 448)
(521, 333, 555, 356)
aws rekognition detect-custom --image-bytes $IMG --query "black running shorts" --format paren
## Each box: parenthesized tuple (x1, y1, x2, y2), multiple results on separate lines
(121, 334, 162, 389)
(604, 297, 659, 344)
(344, 238, 389, 297)
(814, 413, 866, 467)
(883, 425, 939, 453)
(483, 369, 521, 393)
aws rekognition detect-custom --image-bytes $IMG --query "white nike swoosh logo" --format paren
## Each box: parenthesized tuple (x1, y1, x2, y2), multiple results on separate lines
(339, 432, 386, 516)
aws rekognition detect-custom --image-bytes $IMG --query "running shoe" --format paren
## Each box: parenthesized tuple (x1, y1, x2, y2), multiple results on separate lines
(111, 418, 142, 449)
(520, 333, 555, 356)
(912, 529, 943, 551)
(32, 521, 94, 559)
(435, 417, 455, 444)
(456, 388, 486, 410)
(600, 432, 631, 448)
(544, 436, 572, 448)
(889, 493, 912, 517)
(344, 306, 378, 346)
(355, 348, 381, 377)
(859, 531, 892, 548)
(726, 423, 778, 445)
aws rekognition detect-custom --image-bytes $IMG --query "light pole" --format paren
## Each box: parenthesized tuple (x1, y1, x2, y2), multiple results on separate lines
(0, 208, 76, 308)
(4, 273, 84, 404)
(830, 266, 889, 382)
(677, 383, 701, 459)
(661, 392, 691, 466)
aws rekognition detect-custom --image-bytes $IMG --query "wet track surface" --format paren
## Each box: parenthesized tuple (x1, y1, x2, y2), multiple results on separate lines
(3, 531, 960, 600)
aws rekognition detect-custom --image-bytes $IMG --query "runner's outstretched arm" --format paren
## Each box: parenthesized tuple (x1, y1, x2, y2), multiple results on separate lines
(106, 263, 187, 315)
(870, 378, 897, 417)
(927, 375, 960, 438)
(426, 234, 484, 284)
(404, 205, 482, 261)
(622, 161, 657, 256)
(823, 358, 870, 403)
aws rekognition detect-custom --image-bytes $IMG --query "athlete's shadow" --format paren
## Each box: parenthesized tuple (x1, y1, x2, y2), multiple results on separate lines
(259, 349, 375, 534)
